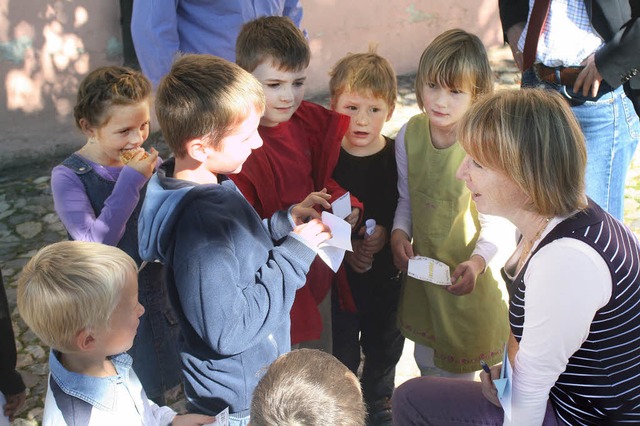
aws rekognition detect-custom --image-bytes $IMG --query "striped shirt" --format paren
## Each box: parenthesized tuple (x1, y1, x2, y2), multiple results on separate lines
(510, 201, 640, 424)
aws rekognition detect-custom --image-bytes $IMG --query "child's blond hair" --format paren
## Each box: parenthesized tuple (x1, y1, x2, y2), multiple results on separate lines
(415, 29, 493, 110)
(17, 241, 137, 352)
(156, 54, 265, 158)
(329, 47, 397, 113)
(251, 349, 366, 426)
(236, 16, 310, 73)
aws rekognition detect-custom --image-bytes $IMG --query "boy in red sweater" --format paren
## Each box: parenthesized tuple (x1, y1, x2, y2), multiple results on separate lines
(232, 16, 362, 350)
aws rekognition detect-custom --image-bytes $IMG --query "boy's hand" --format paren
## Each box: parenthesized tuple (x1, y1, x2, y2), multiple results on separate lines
(360, 225, 387, 256)
(293, 218, 332, 248)
(172, 413, 215, 425)
(390, 229, 413, 272)
(126, 147, 159, 179)
(3, 390, 26, 421)
(346, 239, 374, 273)
(447, 255, 485, 296)
(291, 188, 331, 225)
(345, 207, 360, 229)
(480, 364, 502, 408)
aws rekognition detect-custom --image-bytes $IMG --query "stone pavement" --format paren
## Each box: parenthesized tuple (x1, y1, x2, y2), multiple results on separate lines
(2, 45, 639, 424)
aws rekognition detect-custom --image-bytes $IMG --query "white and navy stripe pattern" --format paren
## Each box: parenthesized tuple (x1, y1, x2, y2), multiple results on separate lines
(509, 200, 640, 425)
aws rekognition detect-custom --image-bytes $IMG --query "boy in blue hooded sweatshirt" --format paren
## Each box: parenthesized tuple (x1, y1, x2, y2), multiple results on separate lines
(138, 54, 332, 426)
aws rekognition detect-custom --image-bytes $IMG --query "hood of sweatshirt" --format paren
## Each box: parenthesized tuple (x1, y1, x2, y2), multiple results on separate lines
(138, 158, 200, 263)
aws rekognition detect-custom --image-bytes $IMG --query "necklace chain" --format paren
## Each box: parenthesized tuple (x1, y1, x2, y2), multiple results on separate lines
(518, 218, 550, 271)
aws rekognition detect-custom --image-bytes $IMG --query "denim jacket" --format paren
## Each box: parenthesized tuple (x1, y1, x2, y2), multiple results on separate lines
(43, 350, 176, 425)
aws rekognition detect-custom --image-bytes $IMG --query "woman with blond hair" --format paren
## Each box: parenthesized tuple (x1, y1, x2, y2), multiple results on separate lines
(392, 89, 640, 425)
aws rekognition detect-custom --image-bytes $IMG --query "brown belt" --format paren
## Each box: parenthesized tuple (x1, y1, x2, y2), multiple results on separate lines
(533, 64, 584, 86)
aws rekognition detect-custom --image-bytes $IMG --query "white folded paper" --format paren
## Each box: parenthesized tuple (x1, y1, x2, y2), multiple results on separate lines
(316, 211, 353, 272)
(365, 219, 376, 237)
(331, 191, 351, 219)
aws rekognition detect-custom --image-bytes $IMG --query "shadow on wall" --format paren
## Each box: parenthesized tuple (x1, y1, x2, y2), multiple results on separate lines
(1, 2, 122, 117)
(1, 1, 123, 168)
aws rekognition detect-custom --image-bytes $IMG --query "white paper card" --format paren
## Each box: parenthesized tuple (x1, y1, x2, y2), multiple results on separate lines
(316, 211, 353, 272)
(331, 191, 351, 219)
(494, 346, 512, 420)
(407, 256, 451, 285)
(204, 406, 229, 426)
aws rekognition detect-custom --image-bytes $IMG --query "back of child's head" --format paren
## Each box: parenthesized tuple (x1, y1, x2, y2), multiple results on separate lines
(415, 29, 493, 110)
(74, 66, 151, 129)
(251, 349, 366, 426)
(329, 47, 397, 112)
(236, 16, 310, 73)
(16, 241, 137, 353)
(155, 54, 265, 158)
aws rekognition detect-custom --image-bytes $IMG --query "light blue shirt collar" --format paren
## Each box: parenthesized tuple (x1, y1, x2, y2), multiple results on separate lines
(48, 350, 133, 412)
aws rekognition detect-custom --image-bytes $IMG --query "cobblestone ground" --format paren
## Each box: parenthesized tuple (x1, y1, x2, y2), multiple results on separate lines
(2, 46, 639, 424)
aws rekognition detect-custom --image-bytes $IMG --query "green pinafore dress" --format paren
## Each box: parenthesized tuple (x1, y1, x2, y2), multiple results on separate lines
(398, 113, 508, 373)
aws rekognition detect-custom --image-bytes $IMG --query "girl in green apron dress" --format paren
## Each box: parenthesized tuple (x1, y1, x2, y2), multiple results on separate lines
(390, 29, 509, 377)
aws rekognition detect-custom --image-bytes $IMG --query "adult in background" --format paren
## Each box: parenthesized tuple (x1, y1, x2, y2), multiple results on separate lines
(499, 0, 640, 221)
(119, 0, 139, 69)
(392, 89, 640, 425)
(0, 269, 26, 424)
(131, 0, 303, 88)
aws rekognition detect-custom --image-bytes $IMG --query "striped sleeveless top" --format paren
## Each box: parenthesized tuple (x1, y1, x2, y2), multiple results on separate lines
(509, 201, 640, 424)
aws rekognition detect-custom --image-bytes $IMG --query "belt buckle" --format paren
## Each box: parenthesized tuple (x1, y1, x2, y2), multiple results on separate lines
(554, 68, 563, 85)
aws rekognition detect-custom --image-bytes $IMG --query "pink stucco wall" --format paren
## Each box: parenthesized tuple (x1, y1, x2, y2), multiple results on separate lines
(0, 0, 501, 167)
(302, 0, 502, 94)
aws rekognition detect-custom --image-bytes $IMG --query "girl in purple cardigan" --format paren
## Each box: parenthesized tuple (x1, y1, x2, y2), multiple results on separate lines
(50, 66, 181, 404)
